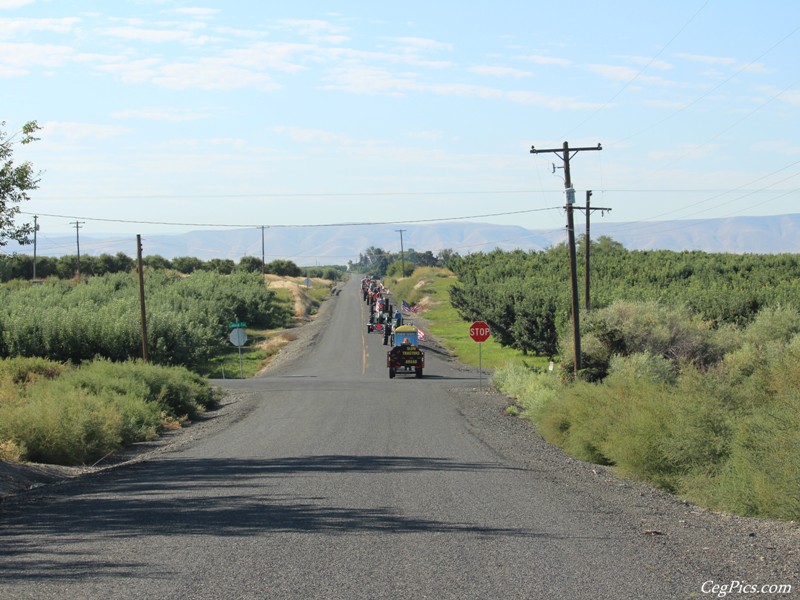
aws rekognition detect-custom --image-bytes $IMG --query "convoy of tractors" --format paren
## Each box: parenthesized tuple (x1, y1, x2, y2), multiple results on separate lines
(361, 276, 425, 379)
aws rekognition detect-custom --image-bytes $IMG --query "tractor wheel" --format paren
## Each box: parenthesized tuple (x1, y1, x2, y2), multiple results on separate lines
(415, 368, 423, 379)
(389, 368, 396, 379)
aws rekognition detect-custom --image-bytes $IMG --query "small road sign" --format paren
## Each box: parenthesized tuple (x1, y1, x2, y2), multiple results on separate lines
(229, 321, 247, 329)
(469, 321, 491, 343)
(229, 328, 248, 347)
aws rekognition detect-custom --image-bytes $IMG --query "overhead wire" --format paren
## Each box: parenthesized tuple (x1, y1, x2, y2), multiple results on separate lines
(560, 0, 711, 140)
(18, 206, 563, 229)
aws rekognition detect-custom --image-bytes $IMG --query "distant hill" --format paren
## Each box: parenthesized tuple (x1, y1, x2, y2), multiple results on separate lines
(12, 214, 800, 265)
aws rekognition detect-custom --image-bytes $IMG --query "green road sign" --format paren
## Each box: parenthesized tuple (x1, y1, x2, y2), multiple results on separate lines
(228, 322, 247, 329)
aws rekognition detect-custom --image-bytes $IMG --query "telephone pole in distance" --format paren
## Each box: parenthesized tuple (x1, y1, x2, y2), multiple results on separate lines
(530, 141, 602, 375)
(396, 229, 407, 277)
(574, 190, 612, 311)
(69, 220, 85, 279)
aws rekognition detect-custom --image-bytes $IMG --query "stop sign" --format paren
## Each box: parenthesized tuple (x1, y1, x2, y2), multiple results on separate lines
(469, 321, 491, 343)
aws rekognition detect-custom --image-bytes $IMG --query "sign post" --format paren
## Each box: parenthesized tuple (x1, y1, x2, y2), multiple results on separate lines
(469, 321, 491, 391)
(229, 321, 248, 379)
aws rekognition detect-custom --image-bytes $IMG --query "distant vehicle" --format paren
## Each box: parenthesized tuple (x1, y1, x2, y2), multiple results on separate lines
(367, 310, 388, 333)
(387, 325, 425, 378)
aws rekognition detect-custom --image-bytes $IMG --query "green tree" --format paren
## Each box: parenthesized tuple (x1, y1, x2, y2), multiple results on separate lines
(265, 259, 302, 276)
(171, 256, 204, 274)
(206, 258, 235, 274)
(143, 255, 171, 270)
(0, 120, 41, 246)
(237, 256, 264, 273)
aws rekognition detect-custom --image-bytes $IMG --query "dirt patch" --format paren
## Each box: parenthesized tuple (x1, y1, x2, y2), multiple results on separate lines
(265, 275, 322, 321)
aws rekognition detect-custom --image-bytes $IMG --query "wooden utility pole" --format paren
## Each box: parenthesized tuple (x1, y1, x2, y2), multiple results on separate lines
(396, 229, 407, 276)
(575, 190, 612, 311)
(136, 234, 149, 362)
(70, 220, 84, 278)
(261, 226, 266, 274)
(32, 215, 38, 280)
(530, 142, 602, 374)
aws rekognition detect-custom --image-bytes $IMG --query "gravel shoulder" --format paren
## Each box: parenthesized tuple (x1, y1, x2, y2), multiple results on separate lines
(2, 283, 798, 589)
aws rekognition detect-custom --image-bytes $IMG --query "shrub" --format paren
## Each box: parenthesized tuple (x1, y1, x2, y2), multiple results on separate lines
(1, 383, 125, 465)
(742, 305, 800, 349)
(0, 357, 221, 465)
(0, 439, 24, 462)
(0, 356, 67, 384)
(67, 359, 221, 420)
(492, 363, 561, 416)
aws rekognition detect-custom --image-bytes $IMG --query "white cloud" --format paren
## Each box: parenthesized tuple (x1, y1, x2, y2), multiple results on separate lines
(168, 7, 220, 20)
(520, 54, 572, 67)
(96, 57, 161, 84)
(97, 26, 198, 44)
(468, 65, 533, 78)
(407, 130, 445, 141)
(275, 18, 350, 44)
(675, 53, 736, 66)
(222, 42, 314, 74)
(751, 140, 800, 155)
(622, 56, 673, 71)
(152, 59, 280, 91)
(644, 99, 686, 109)
(387, 36, 452, 53)
(42, 121, 130, 141)
(0, 16, 80, 38)
(586, 63, 672, 86)
(0, 42, 76, 70)
(323, 66, 419, 95)
(0, 0, 35, 8)
(112, 107, 211, 122)
(273, 126, 351, 145)
(647, 143, 720, 161)
(506, 90, 602, 110)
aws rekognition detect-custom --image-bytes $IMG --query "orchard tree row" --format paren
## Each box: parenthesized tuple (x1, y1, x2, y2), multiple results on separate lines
(0, 252, 346, 282)
(0, 270, 293, 368)
(448, 236, 800, 359)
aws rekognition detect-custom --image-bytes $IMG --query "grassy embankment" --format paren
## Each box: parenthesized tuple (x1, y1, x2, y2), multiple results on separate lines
(197, 275, 334, 379)
(385, 267, 549, 371)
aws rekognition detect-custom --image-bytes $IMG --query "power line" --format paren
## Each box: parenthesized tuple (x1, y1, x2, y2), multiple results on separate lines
(561, 0, 711, 140)
(28, 189, 553, 201)
(19, 206, 563, 229)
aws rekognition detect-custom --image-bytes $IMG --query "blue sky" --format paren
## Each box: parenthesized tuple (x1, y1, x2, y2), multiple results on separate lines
(2, 0, 799, 243)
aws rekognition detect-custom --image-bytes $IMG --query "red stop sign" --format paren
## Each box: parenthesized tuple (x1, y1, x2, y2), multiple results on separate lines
(469, 321, 491, 342)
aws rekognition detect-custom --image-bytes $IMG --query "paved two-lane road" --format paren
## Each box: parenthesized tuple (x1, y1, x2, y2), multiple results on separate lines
(1, 276, 796, 599)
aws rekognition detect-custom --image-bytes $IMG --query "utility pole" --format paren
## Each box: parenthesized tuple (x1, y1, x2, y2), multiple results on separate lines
(575, 190, 612, 311)
(136, 234, 149, 362)
(32, 215, 39, 280)
(261, 226, 266, 275)
(530, 141, 602, 374)
(396, 229, 407, 277)
(69, 220, 85, 279)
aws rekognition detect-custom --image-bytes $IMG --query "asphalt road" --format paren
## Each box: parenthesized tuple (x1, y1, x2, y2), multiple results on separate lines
(1, 277, 796, 599)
